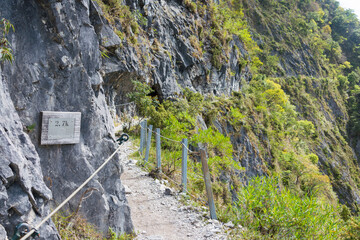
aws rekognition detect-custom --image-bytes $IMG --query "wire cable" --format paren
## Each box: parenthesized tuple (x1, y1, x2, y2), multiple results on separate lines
(19, 139, 127, 240)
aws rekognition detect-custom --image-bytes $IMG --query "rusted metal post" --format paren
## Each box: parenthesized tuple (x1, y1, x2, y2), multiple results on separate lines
(144, 124, 153, 163)
(156, 128, 161, 170)
(181, 138, 188, 191)
(200, 149, 217, 220)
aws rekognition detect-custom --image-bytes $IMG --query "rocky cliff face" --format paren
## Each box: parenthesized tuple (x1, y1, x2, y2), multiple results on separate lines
(0, 0, 132, 238)
(97, 0, 269, 194)
(0, 68, 59, 239)
(101, 0, 251, 113)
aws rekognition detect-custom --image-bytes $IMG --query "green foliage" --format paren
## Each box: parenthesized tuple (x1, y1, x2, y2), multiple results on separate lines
(189, 35, 203, 59)
(129, 81, 244, 205)
(308, 153, 319, 165)
(342, 216, 360, 240)
(134, 10, 148, 27)
(348, 68, 360, 136)
(93, 0, 141, 46)
(226, 75, 341, 202)
(208, 0, 262, 71)
(52, 212, 104, 240)
(340, 205, 352, 222)
(0, 18, 14, 63)
(26, 123, 36, 133)
(184, 0, 197, 13)
(100, 47, 110, 58)
(229, 106, 245, 125)
(192, 127, 241, 174)
(127, 80, 158, 118)
(238, 0, 360, 76)
(108, 228, 134, 240)
(53, 212, 135, 240)
(229, 177, 345, 239)
(115, 30, 125, 40)
(129, 73, 341, 216)
(330, 6, 360, 69)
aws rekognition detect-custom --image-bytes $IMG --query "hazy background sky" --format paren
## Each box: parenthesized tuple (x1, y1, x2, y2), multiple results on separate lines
(337, 0, 360, 19)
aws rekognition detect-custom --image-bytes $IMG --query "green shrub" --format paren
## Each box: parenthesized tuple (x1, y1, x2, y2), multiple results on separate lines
(184, 0, 197, 13)
(53, 212, 104, 240)
(0, 18, 14, 63)
(341, 216, 360, 240)
(231, 177, 344, 239)
(53, 212, 135, 240)
(93, 0, 141, 46)
(108, 228, 135, 240)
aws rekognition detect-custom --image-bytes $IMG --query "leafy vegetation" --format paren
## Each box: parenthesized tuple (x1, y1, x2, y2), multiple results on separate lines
(231, 0, 358, 77)
(93, 0, 142, 40)
(0, 18, 14, 63)
(53, 212, 104, 239)
(53, 212, 134, 240)
(127, 81, 242, 204)
(223, 177, 359, 239)
(184, 0, 262, 70)
(127, 77, 352, 236)
(347, 68, 360, 136)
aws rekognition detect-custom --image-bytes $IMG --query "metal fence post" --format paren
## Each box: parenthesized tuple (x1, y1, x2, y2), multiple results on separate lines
(156, 128, 161, 170)
(140, 120, 147, 155)
(140, 121, 145, 153)
(181, 138, 188, 191)
(200, 149, 217, 220)
(144, 124, 153, 163)
(144, 120, 147, 153)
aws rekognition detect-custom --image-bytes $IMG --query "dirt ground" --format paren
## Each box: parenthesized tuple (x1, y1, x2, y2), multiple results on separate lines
(119, 141, 229, 240)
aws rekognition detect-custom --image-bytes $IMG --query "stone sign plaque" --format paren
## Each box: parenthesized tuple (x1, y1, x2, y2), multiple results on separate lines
(48, 118, 75, 140)
(41, 111, 81, 145)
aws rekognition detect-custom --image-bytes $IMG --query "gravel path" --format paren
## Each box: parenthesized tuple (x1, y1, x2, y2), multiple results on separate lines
(119, 141, 230, 240)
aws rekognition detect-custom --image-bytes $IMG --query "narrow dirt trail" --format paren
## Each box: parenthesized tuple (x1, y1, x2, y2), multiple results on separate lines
(119, 141, 229, 240)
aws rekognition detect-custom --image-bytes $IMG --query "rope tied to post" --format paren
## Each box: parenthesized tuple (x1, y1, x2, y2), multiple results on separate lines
(18, 134, 129, 240)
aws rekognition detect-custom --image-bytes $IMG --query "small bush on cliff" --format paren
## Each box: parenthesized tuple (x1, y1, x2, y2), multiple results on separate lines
(93, 0, 140, 46)
(53, 212, 135, 240)
(184, 0, 197, 13)
(0, 18, 14, 63)
(227, 177, 345, 239)
(53, 212, 103, 240)
(108, 228, 135, 240)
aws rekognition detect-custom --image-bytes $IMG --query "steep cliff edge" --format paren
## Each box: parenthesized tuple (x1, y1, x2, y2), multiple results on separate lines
(0, 0, 132, 238)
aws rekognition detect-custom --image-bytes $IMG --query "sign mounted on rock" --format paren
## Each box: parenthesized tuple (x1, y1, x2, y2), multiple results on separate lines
(40, 111, 81, 145)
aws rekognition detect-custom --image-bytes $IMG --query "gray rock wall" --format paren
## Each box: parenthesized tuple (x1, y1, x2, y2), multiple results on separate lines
(0, 67, 59, 239)
(0, 0, 132, 238)
(100, 0, 252, 117)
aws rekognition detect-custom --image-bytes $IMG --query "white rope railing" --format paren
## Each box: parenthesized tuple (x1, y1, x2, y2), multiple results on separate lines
(139, 123, 197, 153)
(20, 136, 128, 240)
